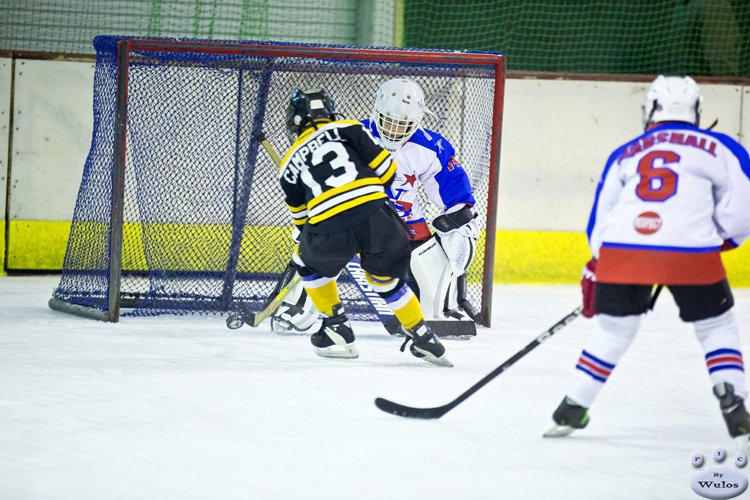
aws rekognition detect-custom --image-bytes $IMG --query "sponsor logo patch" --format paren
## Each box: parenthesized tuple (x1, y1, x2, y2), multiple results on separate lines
(634, 211, 662, 235)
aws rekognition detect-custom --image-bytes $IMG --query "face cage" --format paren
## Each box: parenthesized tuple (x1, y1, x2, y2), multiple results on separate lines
(376, 111, 418, 150)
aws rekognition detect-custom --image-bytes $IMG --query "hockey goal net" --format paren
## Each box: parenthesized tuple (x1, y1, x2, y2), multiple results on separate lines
(49, 36, 505, 326)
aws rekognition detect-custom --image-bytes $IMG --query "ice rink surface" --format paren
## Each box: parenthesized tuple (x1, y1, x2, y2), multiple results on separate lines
(2, 275, 750, 500)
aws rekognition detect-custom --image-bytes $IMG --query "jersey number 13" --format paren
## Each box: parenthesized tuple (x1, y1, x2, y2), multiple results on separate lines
(302, 142, 358, 197)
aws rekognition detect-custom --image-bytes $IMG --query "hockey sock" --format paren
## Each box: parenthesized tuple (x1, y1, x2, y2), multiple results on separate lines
(363, 273, 425, 329)
(694, 309, 747, 399)
(567, 313, 641, 408)
(380, 284, 423, 330)
(303, 277, 340, 317)
(364, 273, 400, 294)
(392, 294, 424, 330)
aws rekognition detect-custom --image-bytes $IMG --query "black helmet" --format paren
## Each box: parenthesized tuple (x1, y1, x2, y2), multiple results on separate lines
(285, 86, 336, 140)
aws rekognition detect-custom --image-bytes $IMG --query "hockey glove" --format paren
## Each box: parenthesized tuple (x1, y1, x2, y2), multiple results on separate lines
(291, 226, 301, 244)
(432, 205, 479, 275)
(432, 204, 479, 240)
(581, 258, 597, 318)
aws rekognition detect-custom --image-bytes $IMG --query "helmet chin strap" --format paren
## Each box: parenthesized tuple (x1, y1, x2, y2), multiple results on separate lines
(645, 99, 703, 131)
(644, 100, 659, 131)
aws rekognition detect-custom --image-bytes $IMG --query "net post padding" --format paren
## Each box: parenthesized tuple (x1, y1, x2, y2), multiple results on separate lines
(50, 36, 505, 325)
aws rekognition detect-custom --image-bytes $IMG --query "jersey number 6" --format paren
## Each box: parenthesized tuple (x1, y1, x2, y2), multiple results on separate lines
(636, 150, 679, 202)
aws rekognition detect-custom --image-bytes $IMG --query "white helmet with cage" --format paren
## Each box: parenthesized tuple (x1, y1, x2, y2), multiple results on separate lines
(642, 75, 702, 131)
(371, 78, 433, 151)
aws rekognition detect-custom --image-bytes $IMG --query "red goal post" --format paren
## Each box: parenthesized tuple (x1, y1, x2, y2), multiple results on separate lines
(49, 36, 506, 326)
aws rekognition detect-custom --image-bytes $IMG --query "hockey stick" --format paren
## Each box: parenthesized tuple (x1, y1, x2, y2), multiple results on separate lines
(648, 284, 663, 311)
(344, 254, 397, 326)
(255, 130, 284, 166)
(226, 274, 303, 329)
(375, 305, 583, 419)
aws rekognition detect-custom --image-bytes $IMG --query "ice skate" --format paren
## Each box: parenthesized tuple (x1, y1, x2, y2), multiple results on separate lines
(714, 383, 750, 452)
(543, 397, 590, 437)
(310, 304, 358, 359)
(401, 320, 453, 367)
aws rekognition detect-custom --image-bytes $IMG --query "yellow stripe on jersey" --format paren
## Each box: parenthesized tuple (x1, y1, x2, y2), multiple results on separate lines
(307, 177, 384, 211)
(286, 203, 308, 226)
(369, 150, 390, 169)
(308, 192, 387, 224)
(308, 184, 384, 220)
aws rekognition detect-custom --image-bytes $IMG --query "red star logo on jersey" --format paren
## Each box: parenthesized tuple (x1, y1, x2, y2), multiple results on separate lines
(402, 174, 417, 187)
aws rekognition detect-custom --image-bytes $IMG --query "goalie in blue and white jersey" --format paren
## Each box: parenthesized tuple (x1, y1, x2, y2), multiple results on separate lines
(362, 78, 480, 326)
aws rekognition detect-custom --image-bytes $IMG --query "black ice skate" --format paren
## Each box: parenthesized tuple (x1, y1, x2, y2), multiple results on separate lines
(400, 320, 453, 367)
(543, 397, 590, 437)
(310, 304, 358, 359)
(714, 383, 750, 452)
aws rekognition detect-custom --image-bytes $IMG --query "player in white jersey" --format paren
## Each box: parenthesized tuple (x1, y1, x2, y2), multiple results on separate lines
(544, 75, 750, 450)
(271, 78, 480, 333)
(361, 78, 480, 325)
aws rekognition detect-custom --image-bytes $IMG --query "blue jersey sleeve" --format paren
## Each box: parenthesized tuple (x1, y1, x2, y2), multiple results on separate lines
(411, 131, 474, 208)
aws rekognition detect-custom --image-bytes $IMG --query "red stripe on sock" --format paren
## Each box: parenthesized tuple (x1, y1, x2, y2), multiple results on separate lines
(578, 358, 612, 377)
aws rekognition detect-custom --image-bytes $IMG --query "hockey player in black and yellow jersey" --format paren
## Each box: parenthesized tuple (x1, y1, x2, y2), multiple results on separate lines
(279, 86, 452, 367)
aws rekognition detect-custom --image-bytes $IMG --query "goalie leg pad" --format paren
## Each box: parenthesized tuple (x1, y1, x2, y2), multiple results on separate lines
(409, 237, 453, 320)
(437, 231, 475, 276)
(410, 237, 479, 324)
(271, 271, 319, 333)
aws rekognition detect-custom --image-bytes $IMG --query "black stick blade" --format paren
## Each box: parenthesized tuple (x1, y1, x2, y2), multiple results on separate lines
(374, 397, 452, 419)
(375, 305, 583, 421)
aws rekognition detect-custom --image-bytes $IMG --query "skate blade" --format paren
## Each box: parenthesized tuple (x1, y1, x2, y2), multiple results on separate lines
(313, 344, 359, 359)
(543, 423, 577, 438)
(314, 329, 359, 359)
(412, 347, 454, 367)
